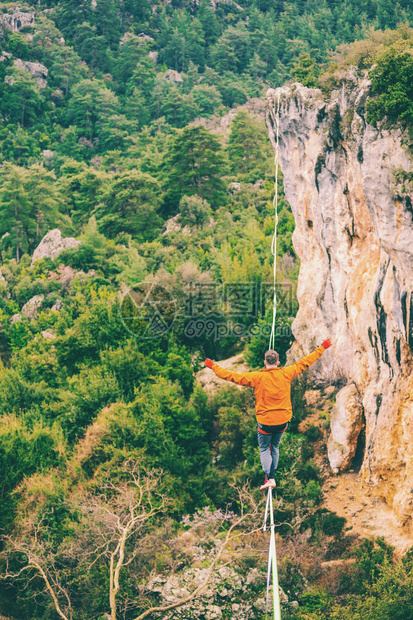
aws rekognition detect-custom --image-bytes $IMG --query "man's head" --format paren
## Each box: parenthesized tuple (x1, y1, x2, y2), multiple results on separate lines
(264, 349, 280, 367)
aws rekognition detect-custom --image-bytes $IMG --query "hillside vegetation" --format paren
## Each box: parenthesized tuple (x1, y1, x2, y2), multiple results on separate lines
(1, 0, 413, 618)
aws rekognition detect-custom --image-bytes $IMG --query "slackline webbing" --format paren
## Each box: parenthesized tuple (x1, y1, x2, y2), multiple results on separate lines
(269, 90, 281, 352)
(263, 487, 281, 620)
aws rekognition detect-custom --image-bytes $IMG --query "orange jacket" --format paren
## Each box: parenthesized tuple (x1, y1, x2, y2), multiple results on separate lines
(211, 346, 325, 425)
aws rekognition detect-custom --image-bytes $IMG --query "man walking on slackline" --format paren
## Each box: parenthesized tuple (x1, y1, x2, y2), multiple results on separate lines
(204, 340, 332, 490)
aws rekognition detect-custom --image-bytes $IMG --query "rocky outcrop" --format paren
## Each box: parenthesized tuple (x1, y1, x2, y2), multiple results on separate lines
(197, 354, 250, 393)
(266, 74, 413, 530)
(145, 563, 290, 619)
(148, 50, 158, 64)
(0, 51, 12, 63)
(13, 59, 48, 89)
(51, 299, 63, 312)
(210, 0, 244, 11)
(0, 9, 34, 33)
(164, 69, 183, 83)
(31, 229, 80, 266)
(21, 295, 44, 320)
(42, 329, 56, 340)
(328, 383, 364, 472)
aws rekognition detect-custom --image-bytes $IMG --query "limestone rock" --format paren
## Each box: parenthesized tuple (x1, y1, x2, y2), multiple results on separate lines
(51, 299, 63, 311)
(245, 567, 260, 585)
(137, 33, 155, 43)
(303, 389, 322, 407)
(148, 50, 158, 64)
(21, 295, 44, 320)
(48, 265, 77, 288)
(41, 149, 56, 160)
(197, 354, 249, 393)
(161, 575, 190, 603)
(13, 59, 48, 89)
(328, 384, 364, 473)
(163, 214, 191, 236)
(0, 268, 6, 286)
(205, 605, 222, 619)
(266, 75, 413, 529)
(11, 314, 21, 324)
(164, 69, 183, 83)
(42, 329, 56, 340)
(31, 229, 80, 266)
(252, 598, 267, 613)
(279, 586, 289, 604)
(145, 555, 263, 619)
(0, 10, 34, 33)
(163, 214, 182, 235)
(211, 0, 244, 11)
(228, 182, 241, 193)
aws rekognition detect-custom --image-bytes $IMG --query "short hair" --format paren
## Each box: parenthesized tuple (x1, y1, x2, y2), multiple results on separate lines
(265, 350, 279, 365)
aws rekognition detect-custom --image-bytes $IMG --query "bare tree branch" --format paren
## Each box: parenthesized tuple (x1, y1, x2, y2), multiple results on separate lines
(1, 544, 72, 620)
(1, 463, 267, 620)
(131, 488, 264, 620)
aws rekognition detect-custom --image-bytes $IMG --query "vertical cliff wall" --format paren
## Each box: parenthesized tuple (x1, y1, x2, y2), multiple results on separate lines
(266, 72, 413, 530)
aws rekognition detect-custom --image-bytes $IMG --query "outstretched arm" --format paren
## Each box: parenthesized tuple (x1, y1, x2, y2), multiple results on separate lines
(204, 359, 260, 387)
(283, 339, 332, 381)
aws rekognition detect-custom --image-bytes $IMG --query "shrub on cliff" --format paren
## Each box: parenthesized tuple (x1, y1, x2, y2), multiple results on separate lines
(367, 48, 413, 127)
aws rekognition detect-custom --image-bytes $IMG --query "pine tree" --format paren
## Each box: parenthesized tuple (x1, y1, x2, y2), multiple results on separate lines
(227, 110, 271, 181)
(2, 66, 44, 127)
(0, 164, 60, 260)
(163, 125, 227, 214)
(96, 171, 163, 241)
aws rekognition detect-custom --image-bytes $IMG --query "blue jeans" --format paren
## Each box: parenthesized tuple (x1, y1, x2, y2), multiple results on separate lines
(257, 423, 288, 479)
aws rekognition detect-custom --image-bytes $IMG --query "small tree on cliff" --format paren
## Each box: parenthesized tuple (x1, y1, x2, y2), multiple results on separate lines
(367, 48, 413, 127)
(290, 53, 320, 88)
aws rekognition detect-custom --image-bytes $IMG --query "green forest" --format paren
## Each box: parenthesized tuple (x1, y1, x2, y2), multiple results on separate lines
(1, 0, 413, 618)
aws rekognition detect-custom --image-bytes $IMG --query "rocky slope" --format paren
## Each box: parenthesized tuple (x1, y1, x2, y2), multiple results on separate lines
(265, 72, 413, 533)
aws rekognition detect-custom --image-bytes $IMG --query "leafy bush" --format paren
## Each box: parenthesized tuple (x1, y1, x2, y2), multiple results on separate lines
(131, 377, 211, 481)
(321, 512, 346, 537)
(305, 424, 322, 442)
(62, 364, 121, 440)
(179, 194, 212, 227)
(367, 48, 413, 126)
(330, 552, 413, 620)
(0, 417, 63, 527)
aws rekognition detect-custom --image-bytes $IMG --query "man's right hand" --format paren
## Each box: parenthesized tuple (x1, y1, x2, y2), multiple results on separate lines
(204, 359, 214, 368)
(321, 339, 332, 349)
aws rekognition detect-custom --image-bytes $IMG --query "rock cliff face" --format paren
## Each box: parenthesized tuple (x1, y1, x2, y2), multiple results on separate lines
(0, 9, 34, 33)
(265, 73, 413, 531)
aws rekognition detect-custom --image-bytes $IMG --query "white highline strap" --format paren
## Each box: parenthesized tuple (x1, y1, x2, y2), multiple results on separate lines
(264, 488, 282, 620)
(269, 90, 281, 351)
(263, 486, 270, 532)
